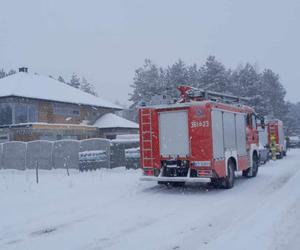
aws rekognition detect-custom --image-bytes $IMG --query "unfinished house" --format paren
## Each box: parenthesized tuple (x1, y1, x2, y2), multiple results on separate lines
(0, 68, 133, 141)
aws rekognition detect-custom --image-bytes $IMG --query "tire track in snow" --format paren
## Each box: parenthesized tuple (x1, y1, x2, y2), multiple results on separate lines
(186, 158, 300, 250)
(155, 155, 300, 250)
(270, 197, 300, 250)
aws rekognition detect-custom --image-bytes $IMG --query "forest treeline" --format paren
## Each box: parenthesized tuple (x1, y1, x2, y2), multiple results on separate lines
(129, 56, 299, 135)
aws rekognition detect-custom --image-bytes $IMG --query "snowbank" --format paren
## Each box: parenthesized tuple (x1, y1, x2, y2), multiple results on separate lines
(1, 150, 300, 250)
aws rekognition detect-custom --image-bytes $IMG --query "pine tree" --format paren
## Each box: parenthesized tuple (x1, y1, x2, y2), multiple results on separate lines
(231, 65, 287, 119)
(58, 76, 65, 83)
(231, 63, 263, 113)
(285, 102, 300, 135)
(199, 56, 231, 93)
(80, 77, 98, 96)
(164, 59, 189, 98)
(0, 69, 6, 79)
(129, 59, 165, 108)
(69, 73, 80, 88)
(260, 69, 287, 119)
(186, 64, 201, 88)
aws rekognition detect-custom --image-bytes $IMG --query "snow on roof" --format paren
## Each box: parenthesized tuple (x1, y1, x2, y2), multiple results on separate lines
(93, 113, 139, 129)
(0, 73, 121, 109)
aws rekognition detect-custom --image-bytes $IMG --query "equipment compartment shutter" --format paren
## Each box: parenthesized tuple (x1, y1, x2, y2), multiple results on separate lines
(211, 110, 224, 159)
(235, 114, 247, 155)
(258, 128, 268, 147)
(159, 110, 189, 157)
(223, 112, 236, 151)
(279, 125, 284, 146)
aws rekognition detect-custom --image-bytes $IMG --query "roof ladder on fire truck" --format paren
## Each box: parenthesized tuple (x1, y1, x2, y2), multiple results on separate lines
(178, 85, 249, 104)
(141, 109, 154, 168)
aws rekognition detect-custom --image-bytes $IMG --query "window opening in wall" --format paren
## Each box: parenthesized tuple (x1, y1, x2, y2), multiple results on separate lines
(53, 104, 80, 117)
(15, 104, 27, 123)
(0, 103, 13, 125)
(28, 105, 38, 122)
(0, 103, 38, 125)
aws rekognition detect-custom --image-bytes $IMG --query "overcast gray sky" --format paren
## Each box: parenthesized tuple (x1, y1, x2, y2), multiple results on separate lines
(1, 0, 299, 106)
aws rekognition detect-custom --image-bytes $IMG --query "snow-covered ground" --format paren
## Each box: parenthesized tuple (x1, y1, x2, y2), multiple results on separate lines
(1, 150, 300, 250)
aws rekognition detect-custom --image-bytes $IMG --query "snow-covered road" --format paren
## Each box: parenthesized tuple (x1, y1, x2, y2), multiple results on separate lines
(1, 150, 300, 250)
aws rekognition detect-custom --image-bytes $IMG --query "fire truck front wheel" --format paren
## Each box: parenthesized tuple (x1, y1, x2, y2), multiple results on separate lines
(220, 160, 235, 189)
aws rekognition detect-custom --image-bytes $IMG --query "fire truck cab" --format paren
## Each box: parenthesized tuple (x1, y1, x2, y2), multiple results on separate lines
(139, 86, 261, 189)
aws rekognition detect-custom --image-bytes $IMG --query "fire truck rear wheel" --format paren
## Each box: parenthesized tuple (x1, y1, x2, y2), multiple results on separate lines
(221, 160, 235, 189)
(243, 154, 259, 178)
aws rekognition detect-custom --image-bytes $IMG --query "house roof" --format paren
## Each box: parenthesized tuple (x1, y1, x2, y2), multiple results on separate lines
(0, 72, 121, 109)
(93, 113, 139, 129)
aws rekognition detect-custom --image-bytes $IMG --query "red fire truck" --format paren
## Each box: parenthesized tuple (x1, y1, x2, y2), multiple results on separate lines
(267, 119, 286, 158)
(139, 86, 263, 189)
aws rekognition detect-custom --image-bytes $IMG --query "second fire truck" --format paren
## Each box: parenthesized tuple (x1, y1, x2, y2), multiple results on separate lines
(139, 86, 264, 189)
(267, 119, 286, 159)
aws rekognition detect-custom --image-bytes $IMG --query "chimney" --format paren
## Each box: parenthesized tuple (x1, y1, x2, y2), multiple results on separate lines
(19, 67, 28, 73)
